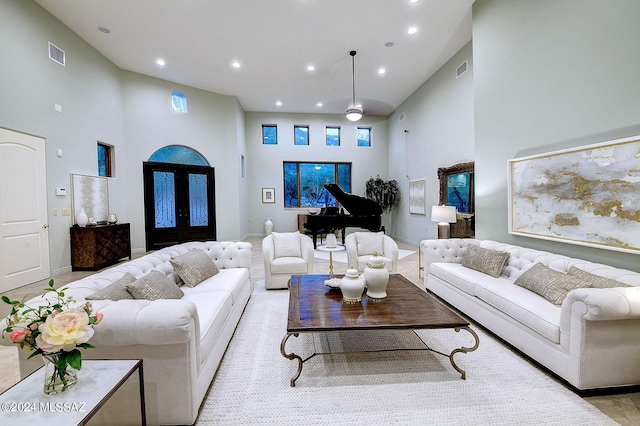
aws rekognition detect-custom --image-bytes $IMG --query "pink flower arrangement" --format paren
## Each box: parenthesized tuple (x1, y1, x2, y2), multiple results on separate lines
(2, 279, 102, 371)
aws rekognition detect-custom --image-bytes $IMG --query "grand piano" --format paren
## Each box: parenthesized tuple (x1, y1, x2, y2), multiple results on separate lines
(303, 183, 384, 248)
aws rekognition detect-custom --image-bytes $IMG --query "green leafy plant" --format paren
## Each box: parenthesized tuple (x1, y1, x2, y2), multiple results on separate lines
(365, 176, 400, 213)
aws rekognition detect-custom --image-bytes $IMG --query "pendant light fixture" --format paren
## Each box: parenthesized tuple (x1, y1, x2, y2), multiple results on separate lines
(346, 50, 363, 121)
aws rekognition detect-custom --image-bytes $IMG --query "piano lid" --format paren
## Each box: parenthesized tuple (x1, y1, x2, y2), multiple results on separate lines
(324, 184, 383, 216)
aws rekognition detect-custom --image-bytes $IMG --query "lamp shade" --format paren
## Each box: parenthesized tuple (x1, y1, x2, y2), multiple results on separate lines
(431, 205, 457, 223)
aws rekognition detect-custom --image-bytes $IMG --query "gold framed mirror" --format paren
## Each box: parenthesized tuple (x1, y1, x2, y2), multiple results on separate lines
(437, 162, 474, 214)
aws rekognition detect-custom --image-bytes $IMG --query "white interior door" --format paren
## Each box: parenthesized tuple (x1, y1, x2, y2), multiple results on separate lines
(0, 128, 50, 292)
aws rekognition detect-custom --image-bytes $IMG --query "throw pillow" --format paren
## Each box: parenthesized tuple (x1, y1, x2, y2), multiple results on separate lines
(514, 263, 590, 305)
(86, 272, 136, 301)
(170, 249, 219, 288)
(355, 232, 384, 256)
(568, 266, 630, 288)
(460, 245, 509, 278)
(272, 232, 302, 258)
(126, 270, 184, 300)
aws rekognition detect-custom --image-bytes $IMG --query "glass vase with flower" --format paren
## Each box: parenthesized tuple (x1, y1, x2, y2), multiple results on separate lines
(2, 279, 103, 394)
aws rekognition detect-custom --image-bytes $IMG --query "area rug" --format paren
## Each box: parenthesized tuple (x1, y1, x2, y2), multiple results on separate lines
(195, 281, 617, 425)
(314, 248, 416, 264)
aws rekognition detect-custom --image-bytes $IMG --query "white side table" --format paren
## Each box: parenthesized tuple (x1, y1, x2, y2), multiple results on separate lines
(317, 244, 345, 285)
(0, 359, 145, 425)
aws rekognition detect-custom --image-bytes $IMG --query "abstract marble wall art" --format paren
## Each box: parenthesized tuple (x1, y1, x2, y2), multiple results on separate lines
(508, 135, 640, 254)
(71, 174, 109, 224)
(409, 179, 426, 215)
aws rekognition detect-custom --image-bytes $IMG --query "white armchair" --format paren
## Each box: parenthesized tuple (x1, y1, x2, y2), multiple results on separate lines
(262, 232, 314, 289)
(345, 232, 398, 273)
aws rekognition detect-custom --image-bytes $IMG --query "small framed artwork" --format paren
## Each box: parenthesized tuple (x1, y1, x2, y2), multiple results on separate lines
(409, 179, 426, 215)
(262, 187, 275, 203)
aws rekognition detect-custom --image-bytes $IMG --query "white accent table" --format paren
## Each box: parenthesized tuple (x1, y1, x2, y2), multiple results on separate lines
(0, 359, 145, 425)
(317, 244, 345, 286)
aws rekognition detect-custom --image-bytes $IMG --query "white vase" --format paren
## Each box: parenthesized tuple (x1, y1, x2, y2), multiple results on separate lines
(264, 218, 273, 235)
(76, 208, 89, 227)
(341, 267, 365, 303)
(364, 251, 389, 299)
(325, 233, 337, 248)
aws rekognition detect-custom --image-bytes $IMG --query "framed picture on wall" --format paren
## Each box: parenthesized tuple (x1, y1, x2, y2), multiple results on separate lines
(409, 179, 426, 215)
(262, 187, 275, 203)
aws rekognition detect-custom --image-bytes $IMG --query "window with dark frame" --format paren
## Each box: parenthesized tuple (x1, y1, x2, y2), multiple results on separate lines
(357, 127, 371, 147)
(97, 142, 113, 177)
(262, 124, 277, 144)
(283, 161, 352, 208)
(294, 125, 309, 145)
(325, 126, 340, 146)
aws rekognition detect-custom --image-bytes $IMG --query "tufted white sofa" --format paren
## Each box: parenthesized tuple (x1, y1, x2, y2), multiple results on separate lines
(3, 240, 252, 425)
(421, 238, 640, 390)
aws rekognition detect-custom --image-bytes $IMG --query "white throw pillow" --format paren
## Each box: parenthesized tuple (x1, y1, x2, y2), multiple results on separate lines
(272, 232, 302, 258)
(355, 232, 384, 256)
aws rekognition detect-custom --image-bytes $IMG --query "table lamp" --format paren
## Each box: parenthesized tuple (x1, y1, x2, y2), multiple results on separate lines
(431, 205, 457, 239)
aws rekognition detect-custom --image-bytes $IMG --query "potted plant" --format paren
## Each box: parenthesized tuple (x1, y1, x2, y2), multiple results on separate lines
(365, 176, 400, 212)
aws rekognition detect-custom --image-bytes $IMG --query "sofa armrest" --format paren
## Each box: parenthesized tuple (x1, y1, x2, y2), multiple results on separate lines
(562, 287, 640, 322)
(89, 299, 199, 346)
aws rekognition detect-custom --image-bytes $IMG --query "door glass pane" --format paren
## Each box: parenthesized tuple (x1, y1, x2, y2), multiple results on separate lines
(189, 173, 208, 226)
(153, 171, 176, 228)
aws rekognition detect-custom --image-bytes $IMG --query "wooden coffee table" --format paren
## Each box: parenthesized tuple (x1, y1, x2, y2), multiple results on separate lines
(281, 274, 479, 386)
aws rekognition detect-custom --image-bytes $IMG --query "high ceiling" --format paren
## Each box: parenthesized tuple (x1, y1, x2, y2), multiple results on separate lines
(35, 0, 473, 117)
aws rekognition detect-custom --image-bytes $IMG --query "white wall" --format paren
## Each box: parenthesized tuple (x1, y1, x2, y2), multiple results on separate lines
(388, 42, 475, 245)
(244, 112, 389, 235)
(473, 0, 640, 270)
(121, 72, 245, 249)
(0, 0, 125, 274)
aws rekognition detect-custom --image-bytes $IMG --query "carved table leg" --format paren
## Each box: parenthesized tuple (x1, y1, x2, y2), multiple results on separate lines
(449, 326, 480, 380)
(280, 332, 302, 387)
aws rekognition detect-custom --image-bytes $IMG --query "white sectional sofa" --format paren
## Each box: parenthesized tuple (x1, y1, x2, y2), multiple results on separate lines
(3, 240, 252, 425)
(421, 238, 640, 390)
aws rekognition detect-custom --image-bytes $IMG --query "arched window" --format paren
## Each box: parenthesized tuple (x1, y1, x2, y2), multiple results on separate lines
(171, 91, 188, 113)
(149, 145, 209, 166)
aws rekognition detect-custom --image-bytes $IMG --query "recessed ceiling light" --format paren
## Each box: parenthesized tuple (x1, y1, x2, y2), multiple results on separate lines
(231, 61, 241, 68)
(378, 68, 386, 75)
(276, 101, 283, 107)
(307, 65, 315, 71)
(156, 58, 166, 67)
(409, 0, 419, 3)
(316, 102, 323, 107)
(408, 26, 418, 35)
(98, 26, 111, 34)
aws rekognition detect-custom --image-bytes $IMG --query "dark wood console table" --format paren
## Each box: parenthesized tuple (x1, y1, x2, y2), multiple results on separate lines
(70, 223, 131, 271)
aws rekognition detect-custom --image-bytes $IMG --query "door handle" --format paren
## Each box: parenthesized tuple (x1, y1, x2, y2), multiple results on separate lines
(42, 224, 49, 229)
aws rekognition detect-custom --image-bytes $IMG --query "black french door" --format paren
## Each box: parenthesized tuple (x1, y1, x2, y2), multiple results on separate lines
(143, 162, 216, 251)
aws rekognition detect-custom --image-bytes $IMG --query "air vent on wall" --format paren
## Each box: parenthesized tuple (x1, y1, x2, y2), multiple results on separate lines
(456, 60, 468, 78)
(399, 111, 406, 121)
(48, 42, 65, 66)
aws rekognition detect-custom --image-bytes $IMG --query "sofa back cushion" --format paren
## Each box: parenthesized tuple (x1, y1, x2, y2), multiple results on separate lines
(127, 270, 185, 300)
(461, 245, 509, 278)
(514, 263, 590, 305)
(170, 249, 220, 287)
(568, 266, 630, 288)
(355, 232, 384, 256)
(86, 272, 136, 300)
(272, 232, 302, 258)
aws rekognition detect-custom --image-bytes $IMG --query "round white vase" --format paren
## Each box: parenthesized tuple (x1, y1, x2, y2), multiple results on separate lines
(341, 267, 365, 303)
(76, 208, 89, 227)
(264, 218, 273, 235)
(364, 251, 389, 299)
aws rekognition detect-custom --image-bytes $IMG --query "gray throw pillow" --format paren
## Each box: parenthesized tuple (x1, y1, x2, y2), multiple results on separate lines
(126, 270, 184, 300)
(568, 266, 630, 288)
(514, 263, 590, 305)
(86, 272, 136, 301)
(460, 245, 510, 278)
(170, 249, 219, 287)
